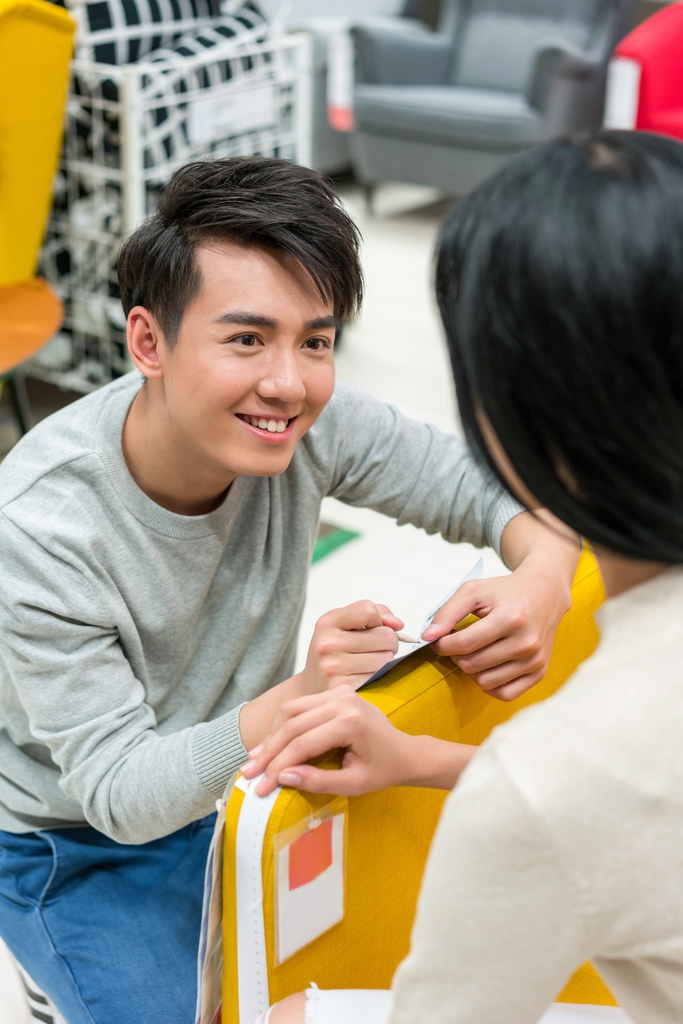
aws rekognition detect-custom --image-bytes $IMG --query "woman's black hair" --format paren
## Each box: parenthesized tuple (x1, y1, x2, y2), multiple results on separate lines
(436, 130, 683, 563)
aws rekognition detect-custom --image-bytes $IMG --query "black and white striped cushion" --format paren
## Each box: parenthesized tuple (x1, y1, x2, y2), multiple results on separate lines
(138, 11, 271, 167)
(53, 0, 267, 64)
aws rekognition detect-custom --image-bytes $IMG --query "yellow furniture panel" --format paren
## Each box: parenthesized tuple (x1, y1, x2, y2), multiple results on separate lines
(0, 0, 75, 287)
(223, 551, 617, 1016)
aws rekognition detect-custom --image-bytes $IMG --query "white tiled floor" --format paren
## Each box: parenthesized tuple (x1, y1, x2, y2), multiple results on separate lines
(295, 183, 507, 669)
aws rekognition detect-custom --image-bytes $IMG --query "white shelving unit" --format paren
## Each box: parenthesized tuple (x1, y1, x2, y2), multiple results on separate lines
(37, 30, 312, 393)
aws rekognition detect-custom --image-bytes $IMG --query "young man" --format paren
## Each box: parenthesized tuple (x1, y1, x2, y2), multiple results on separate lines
(0, 157, 578, 1024)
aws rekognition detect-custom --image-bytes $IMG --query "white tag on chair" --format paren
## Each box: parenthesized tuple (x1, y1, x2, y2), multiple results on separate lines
(273, 797, 347, 964)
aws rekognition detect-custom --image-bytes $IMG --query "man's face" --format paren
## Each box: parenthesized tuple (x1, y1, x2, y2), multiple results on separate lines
(150, 241, 337, 479)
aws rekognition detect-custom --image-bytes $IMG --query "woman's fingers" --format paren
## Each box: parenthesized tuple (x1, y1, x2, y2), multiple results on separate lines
(276, 762, 366, 797)
(254, 716, 360, 796)
(244, 697, 350, 777)
(446, 635, 547, 680)
(430, 617, 503, 657)
(480, 670, 548, 702)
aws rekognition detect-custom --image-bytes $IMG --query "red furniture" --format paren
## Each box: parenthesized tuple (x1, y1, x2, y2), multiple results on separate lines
(608, 3, 683, 138)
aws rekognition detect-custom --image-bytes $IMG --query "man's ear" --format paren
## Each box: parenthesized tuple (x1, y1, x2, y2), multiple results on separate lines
(127, 306, 168, 378)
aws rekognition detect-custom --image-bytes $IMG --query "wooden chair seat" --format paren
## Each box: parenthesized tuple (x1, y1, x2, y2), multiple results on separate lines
(0, 278, 62, 376)
(0, 278, 63, 432)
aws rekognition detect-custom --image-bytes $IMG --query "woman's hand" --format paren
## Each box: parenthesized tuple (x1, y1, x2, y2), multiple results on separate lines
(421, 510, 579, 701)
(297, 601, 403, 694)
(241, 686, 476, 798)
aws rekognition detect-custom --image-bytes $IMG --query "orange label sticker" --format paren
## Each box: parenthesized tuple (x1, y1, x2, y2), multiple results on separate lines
(288, 819, 333, 891)
(274, 805, 346, 964)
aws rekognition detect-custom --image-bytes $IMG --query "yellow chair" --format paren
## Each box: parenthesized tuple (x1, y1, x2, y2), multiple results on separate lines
(0, 0, 74, 430)
(222, 551, 617, 1023)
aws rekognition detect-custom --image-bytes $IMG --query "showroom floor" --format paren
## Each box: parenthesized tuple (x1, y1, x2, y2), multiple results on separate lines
(0, 182, 507, 1023)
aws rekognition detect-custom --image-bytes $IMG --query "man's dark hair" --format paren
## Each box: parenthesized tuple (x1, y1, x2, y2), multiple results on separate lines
(437, 130, 683, 563)
(118, 157, 363, 345)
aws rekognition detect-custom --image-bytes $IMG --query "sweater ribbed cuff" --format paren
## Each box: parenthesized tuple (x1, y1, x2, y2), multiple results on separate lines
(190, 704, 248, 797)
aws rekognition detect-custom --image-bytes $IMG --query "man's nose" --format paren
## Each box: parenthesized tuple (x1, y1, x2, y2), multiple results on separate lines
(257, 351, 306, 403)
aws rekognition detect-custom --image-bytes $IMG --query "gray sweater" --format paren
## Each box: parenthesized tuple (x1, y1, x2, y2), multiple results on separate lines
(0, 373, 520, 843)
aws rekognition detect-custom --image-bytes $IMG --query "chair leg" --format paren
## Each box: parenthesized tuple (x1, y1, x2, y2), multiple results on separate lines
(6, 373, 32, 435)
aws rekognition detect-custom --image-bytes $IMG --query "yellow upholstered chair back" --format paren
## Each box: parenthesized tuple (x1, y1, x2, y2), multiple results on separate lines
(222, 551, 617, 1022)
(0, 0, 74, 287)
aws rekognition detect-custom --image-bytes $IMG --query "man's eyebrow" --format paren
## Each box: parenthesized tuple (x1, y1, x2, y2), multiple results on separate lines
(304, 316, 338, 331)
(214, 311, 338, 331)
(214, 310, 279, 329)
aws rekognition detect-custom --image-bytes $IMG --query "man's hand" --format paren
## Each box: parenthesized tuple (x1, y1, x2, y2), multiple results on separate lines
(241, 686, 475, 798)
(298, 601, 403, 694)
(237, 601, 402, 754)
(421, 511, 580, 701)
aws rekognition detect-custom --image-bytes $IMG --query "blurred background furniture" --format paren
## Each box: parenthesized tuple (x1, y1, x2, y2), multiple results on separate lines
(282, 0, 399, 175)
(0, 284, 62, 434)
(0, 0, 73, 431)
(604, 0, 683, 138)
(0, 0, 74, 1005)
(283, 0, 442, 175)
(348, 0, 637, 197)
(220, 554, 627, 1023)
(35, 1, 309, 394)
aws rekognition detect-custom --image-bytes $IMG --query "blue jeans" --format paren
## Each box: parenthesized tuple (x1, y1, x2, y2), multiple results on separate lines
(0, 814, 216, 1024)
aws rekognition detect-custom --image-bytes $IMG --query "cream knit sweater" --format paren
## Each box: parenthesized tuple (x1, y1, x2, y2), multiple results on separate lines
(390, 565, 683, 1024)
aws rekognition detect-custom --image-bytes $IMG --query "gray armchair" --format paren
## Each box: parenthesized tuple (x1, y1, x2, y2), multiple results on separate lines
(286, 0, 440, 174)
(350, 0, 637, 196)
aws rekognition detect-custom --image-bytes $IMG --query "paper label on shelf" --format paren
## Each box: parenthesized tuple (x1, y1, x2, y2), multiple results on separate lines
(327, 30, 355, 131)
(604, 57, 641, 130)
(188, 84, 277, 144)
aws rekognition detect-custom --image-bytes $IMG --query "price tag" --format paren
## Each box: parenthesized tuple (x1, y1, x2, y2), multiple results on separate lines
(273, 797, 347, 964)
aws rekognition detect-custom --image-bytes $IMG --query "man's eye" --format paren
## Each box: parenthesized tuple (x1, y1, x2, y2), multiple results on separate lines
(234, 334, 259, 347)
(304, 337, 330, 351)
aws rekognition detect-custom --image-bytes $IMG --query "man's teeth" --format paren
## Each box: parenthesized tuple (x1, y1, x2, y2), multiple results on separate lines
(246, 416, 287, 433)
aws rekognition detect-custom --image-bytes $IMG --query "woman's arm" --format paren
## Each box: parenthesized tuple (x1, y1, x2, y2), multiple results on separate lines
(388, 746, 586, 1024)
(241, 687, 477, 797)
(422, 509, 580, 701)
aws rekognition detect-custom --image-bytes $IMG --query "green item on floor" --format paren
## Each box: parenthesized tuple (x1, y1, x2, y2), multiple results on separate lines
(312, 523, 360, 564)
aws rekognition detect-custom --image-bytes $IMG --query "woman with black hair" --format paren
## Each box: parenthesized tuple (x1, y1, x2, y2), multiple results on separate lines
(248, 130, 683, 1024)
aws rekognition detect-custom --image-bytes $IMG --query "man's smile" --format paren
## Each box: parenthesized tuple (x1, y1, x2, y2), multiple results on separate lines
(235, 412, 298, 442)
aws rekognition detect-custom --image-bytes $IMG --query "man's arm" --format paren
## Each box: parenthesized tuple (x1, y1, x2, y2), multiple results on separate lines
(389, 745, 587, 1024)
(320, 381, 522, 555)
(238, 601, 402, 751)
(0, 505, 404, 844)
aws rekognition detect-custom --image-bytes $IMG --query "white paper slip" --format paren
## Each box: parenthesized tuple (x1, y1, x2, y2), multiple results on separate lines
(273, 799, 347, 964)
(359, 556, 484, 688)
